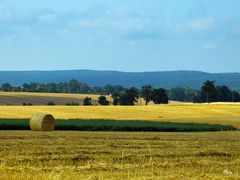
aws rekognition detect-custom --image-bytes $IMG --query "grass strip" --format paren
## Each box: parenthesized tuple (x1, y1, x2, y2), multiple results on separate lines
(0, 119, 237, 132)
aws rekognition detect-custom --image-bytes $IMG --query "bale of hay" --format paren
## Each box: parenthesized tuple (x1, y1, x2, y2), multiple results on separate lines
(30, 113, 55, 131)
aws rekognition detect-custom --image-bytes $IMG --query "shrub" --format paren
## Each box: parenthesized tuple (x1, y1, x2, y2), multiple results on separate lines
(113, 97, 119, 105)
(22, 102, 33, 106)
(65, 102, 79, 106)
(98, 95, 109, 106)
(83, 97, 92, 106)
(47, 101, 55, 106)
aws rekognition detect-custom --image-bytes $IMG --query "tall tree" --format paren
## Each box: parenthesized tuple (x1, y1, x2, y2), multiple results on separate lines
(79, 83, 91, 94)
(152, 88, 169, 104)
(46, 83, 57, 93)
(111, 91, 120, 105)
(103, 85, 114, 95)
(200, 80, 217, 103)
(232, 91, 240, 102)
(126, 87, 139, 103)
(98, 95, 109, 105)
(169, 87, 185, 102)
(119, 87, 139, 106)
(216, 85, 232, 102)
(119, 93, 135, 105)
(184, 87, 196, 102)
(68, 79, 80, 93)
(1, 83, 13, 92)
(141, 85, 153, 105)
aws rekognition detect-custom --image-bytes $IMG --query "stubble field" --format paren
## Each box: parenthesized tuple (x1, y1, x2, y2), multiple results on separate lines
(0, 92, 110, 105)
(0, 92, 240, 179)
(0, 131, 239, 179)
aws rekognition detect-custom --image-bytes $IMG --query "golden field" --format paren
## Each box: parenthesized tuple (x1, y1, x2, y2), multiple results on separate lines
(1, 104, 240, 127)
(0, 92, 111, 105)
(0, 131, 239, 179)
(0, 91, 185, 106)
(1, 92, 240, 179)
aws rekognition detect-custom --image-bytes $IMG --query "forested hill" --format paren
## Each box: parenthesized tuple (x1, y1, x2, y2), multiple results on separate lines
(0, 70, 240, 89)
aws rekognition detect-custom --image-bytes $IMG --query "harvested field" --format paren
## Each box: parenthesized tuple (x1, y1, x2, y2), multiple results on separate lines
(0, 104, 240, 127)
(0, 131, 239, 179)
(0, 92, 111, 105)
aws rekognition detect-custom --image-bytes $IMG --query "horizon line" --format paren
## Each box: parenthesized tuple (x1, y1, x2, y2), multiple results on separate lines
(0, 69, 239, 74)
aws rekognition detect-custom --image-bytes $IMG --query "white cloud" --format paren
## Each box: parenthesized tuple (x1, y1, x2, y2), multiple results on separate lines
(203, 42, 215, 49)
(38, 12, 56, 23)
(183, 16, 216, 32)
(0, 0, 239, 44)
(68, 16, 158, 41)
(69, 19, 107, 29)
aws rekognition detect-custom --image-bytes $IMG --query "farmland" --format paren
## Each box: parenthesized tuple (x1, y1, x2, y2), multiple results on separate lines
(0, 104, 240, 128)
(1, 92, 240, 179)
(0, 131, 239, 179)
(0, 92, 111, 105)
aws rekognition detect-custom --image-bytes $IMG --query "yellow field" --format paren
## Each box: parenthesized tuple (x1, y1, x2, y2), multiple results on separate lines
(1, 103, 240, 127)
(1, 92, 240, 179)
(0, 91, 183, 106)
(0, 131, 240, 179)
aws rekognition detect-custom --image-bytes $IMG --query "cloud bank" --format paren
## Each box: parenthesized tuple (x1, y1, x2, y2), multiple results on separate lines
(0, 0, 239, 44)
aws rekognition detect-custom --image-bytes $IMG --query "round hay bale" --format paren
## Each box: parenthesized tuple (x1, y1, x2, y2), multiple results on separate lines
(30, 113, 55, 131)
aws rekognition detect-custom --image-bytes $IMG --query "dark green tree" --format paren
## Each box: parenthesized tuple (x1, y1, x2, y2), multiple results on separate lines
(192, 91, 201, 103)
(98, 95, 109, 105)
(119, 87, 139, 105)
(12, 86, 22, 92)
(68, 79, 80, 93)
(152, 88, 169, 104)
(200, 80, 217, 103)
(119, 93, 135, 105)
(141, 85, 153, 105)
(103, 85, 114, 94)
(56, 82, 68, 93)
(232, 91, 240, 102)
(126, 87, 139, 102)
(1, 83, 13, 92)
(36, 83, 46, 92)
(111, 92, 120, 105)
(169, 87, 185, 102)
(216, 85, 232, 102)
(22, 83, 38, 92)
(113, 98, 119, 105)
(46, 83, 57, 93)
(83, 97, 92, 106)
(91, 86, 104, 94)
(79, 83, 91, 94)
(184, 87, 196, 102)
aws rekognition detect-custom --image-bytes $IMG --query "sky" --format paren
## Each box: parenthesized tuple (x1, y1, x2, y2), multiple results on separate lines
(0, 0, 240, 72)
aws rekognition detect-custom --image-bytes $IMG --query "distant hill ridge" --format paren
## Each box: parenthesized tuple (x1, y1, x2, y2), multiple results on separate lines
(0, 70, 240, 89)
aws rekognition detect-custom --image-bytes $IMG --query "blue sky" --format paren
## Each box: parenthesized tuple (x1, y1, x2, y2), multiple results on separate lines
(0, 0, 240, 72)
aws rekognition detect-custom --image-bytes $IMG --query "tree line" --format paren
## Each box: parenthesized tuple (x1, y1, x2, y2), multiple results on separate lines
(192, 80, 240, 103)
(0, 80, 124, 94)
(63, 86, 168, 106)
(168, 81, 240, 103)
(0, 80, 240, 105)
